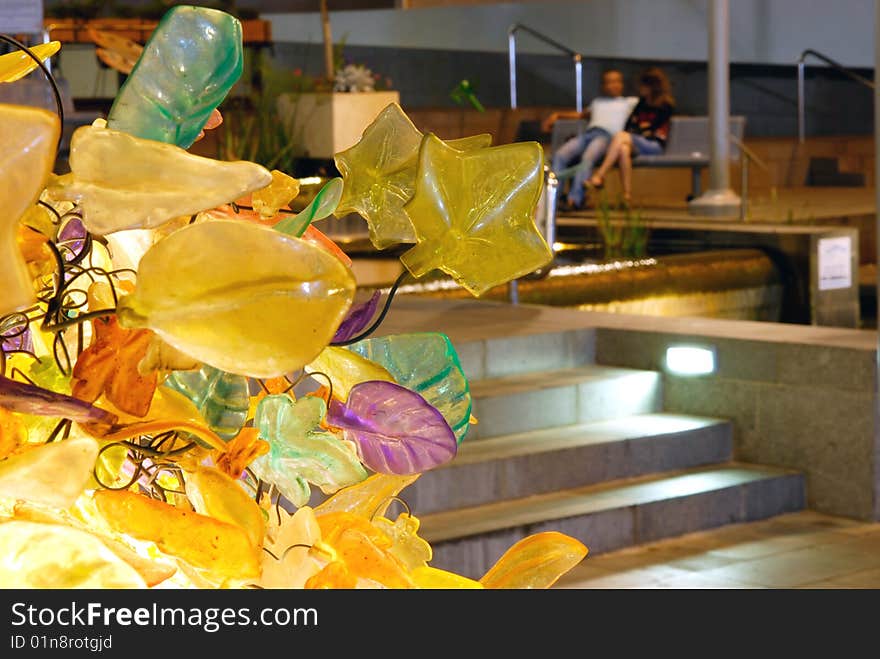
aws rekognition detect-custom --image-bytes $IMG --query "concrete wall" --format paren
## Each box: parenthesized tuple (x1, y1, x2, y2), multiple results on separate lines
(592, 320, 879, 520)
(266, 0, 875, 67)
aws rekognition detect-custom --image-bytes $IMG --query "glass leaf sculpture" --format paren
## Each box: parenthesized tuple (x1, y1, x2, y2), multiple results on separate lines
(332, 291, 381, 343)
(0, 375, 116, 426)
(252, 169, 301, 220)
(348, 332, 472, 443)
(306, 346, 395, 402)
(186, 466, 266, 548)
(479, 531, 588, 589)
(94, 489, 261, 580)
(0, 105, 60, 315)
(400, 133, 553, 296)
(0, 436, 99, 509)
(116, 220, 356, 378)
(71, 310, 158, 418)
(164, 364, 250, 441)
(313, 472, 419, 518)
(106, 5, 243, 148)
(0, 520, 147, 588)
(274, 177, 343, 237)
(49, 124, 272, 235)
(325, 381, 457, 474)
(0, 42, 61, 83)
(334, 103, 492, 249)
(250, 395, 368, 508)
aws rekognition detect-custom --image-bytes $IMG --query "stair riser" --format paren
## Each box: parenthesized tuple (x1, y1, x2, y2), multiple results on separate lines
(468, 371, 662, 439)
(455, 329, 595, 381)
(428, 474, 805, 580)
(410, 425, 732, 514)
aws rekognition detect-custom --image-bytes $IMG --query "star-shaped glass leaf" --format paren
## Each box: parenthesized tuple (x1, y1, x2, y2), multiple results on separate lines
(399, 133, 553, 297)
(334, 103, 491, 250)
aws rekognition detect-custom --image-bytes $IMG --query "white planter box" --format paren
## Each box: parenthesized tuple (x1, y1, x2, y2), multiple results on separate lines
(277, 90, 400, 160)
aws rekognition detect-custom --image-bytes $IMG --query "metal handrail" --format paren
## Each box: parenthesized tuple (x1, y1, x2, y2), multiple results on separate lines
(797, 48, 874, 143)
(508, 23, 582, 112)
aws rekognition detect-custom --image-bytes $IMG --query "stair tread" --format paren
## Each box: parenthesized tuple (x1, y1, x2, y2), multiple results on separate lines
(469, 364, 658, 398)
(452, 413, 728, 466)
(419, 462, 799, 543)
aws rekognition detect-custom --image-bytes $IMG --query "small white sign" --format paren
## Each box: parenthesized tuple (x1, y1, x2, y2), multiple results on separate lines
(0, 0, 44, 35)
(818, 236, 852, 291)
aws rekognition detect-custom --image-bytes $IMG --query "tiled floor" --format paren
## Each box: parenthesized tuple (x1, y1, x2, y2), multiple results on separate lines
(555, 510, 880, 589)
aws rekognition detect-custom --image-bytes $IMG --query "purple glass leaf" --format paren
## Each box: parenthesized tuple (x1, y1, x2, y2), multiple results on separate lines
(0, 375, 117, 425)
(326, 380, 457, 475)
(57, 216, 86, 262)
(332, 291, 381, 343)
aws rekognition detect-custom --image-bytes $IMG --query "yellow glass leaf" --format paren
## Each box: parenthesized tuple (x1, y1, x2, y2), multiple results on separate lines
(0, 408, 25, 460)
(0, 42, 61, 83)
(0, 520, 146, 588)
(138, 335, 201, 375)
(479, 531, 588, 589)
(317, 511, 391, 548)
(411, 565, 483, 589)
(116, 220, 356, 378)
(20, 203, 55, 236)
(94, 489, 261, 580)
(0, 437, 99, 509)
(400, 133, 553, 297)
(12, 501, 176, 588)
(186, 465, 266, 548)
(305, 346, 395, 401)
(314, 473, 419, 518)
(48, 123, 272, 235)
(373, 512, 432, 570)
(334, 102, 492, 249)
(0, 104, 60, 315)
(252, 169, 300, 219)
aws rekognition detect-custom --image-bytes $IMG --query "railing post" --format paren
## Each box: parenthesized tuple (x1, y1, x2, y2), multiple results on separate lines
(740, 156, 749, 221)
(574, 54, 583, 113)
(798, 59, 806, 143)
(508, 29, 517, 109)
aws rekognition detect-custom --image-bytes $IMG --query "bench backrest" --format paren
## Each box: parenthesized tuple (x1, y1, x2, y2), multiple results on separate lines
(665, 115, 747, 160)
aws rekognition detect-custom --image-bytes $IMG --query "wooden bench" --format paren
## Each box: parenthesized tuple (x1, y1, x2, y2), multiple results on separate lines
(551, 115, 747, 198)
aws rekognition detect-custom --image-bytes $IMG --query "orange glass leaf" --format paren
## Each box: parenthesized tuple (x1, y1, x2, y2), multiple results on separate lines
(479, 531, 588, 589)
(304, 560, 357, 589)
(213, 427, 269, 479)
(72, 284, 158, 417)
(93, 489, 261, 580)
(331, 527, 413, 588)
(187, 465, 266, 548)
(302, 224, 353, 268)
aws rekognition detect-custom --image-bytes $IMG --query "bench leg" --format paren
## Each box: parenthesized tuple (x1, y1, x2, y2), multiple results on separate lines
(691, 167, 702, 197)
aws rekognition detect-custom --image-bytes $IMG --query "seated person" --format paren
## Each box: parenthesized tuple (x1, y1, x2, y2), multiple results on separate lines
(544, 69, 637, 210)
(589, 66, 675, 206)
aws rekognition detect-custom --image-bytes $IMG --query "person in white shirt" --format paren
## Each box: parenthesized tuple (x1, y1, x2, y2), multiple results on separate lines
(544, 69, 638, 210)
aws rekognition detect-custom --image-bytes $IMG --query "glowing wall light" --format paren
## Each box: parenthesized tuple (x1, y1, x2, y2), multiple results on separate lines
(665, 345, 716, 376)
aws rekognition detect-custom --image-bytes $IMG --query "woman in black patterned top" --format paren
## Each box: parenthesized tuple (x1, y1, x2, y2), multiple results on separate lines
(589, 67, 675, 205)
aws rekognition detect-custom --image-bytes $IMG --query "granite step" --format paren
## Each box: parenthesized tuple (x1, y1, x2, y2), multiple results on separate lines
(406, 414, 732, 514)
(466, 364, 662, 439)
(419, 463, 805, 579)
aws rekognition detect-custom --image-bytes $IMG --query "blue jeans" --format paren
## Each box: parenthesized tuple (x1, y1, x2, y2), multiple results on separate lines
(630, 134, 663, 156)
(551, 127, 610, 206)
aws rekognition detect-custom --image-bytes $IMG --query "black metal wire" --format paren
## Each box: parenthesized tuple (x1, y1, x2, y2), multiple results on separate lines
(331, 270, 409, 347)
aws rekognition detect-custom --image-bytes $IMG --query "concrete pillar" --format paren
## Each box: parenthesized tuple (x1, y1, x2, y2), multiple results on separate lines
(689, 0, 741, 217)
